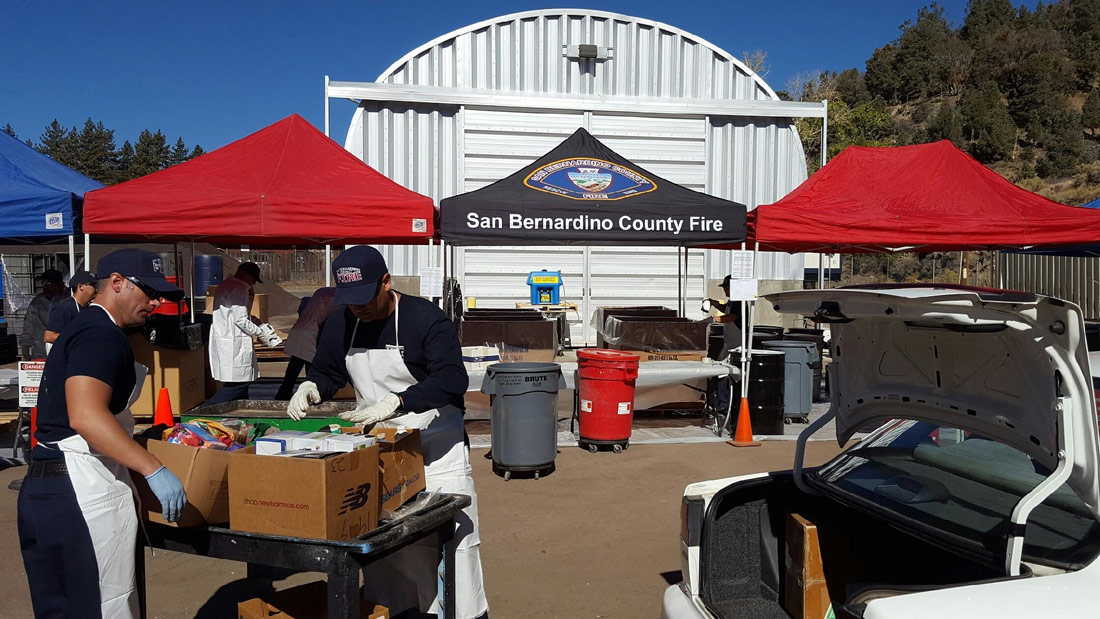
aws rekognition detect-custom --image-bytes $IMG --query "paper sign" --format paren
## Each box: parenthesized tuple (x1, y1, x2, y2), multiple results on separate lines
(419, 266, 444, 298)
(727, 278, 759, 301)
(730, 250, 755, 279)
(18, 360, 45, 408)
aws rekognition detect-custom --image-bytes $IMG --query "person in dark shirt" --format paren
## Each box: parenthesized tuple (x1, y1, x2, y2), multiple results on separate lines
(286, 246, 487, 619)
(18, 249, 187, 619)
(43, 269, 97, 348)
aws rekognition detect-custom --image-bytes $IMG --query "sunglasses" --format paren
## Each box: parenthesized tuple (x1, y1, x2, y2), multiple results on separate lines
(125, 276, 162, 301)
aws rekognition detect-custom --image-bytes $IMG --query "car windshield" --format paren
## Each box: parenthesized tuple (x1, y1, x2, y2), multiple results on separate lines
(813, 419, 1100, 568)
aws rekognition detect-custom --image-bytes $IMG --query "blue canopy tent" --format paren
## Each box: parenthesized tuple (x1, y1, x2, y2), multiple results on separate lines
(0, 131, 103, 269)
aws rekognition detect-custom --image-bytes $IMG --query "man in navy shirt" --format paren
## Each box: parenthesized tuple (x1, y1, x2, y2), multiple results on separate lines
(286, 246, 487, 619)
(18, 249, 187, 619)
(43, 269, 97, 348)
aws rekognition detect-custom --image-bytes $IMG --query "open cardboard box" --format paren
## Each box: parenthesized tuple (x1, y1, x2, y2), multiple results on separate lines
(228, 444, 380, 541)
(340, 427, 426, 512)
(132, 439, 231, 527)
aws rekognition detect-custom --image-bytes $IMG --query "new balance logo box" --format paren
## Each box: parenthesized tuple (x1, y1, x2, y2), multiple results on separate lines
(228, 444, 380, 540)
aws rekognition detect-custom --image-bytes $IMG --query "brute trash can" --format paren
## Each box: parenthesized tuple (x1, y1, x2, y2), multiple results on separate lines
(575, 349, 640, 453)
(730, 349, 786, 436)
(784, 327, 827, 401)
(761, 340, 818, 424)
(481, 362, 566, 479)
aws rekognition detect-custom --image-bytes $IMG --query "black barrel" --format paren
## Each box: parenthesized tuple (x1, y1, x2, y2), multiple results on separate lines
(730, 349, 786, 435)
(784, 328, 826, 401)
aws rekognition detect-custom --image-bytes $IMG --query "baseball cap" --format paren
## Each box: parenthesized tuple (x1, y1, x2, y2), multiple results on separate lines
(96, 249, 184, 301)
(237, 262, 263, 284)
(721, 274, 732, 287)
(332, 246, 389, 306)
(69, 270, 96, 287)
(36, 269, 64, 284)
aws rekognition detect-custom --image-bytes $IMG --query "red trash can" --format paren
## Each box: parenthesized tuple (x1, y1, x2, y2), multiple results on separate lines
(576, 348, 640, 453)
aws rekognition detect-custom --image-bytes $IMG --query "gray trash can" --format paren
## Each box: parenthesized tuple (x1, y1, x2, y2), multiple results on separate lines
(480, 362, 566, 480)
(761, 340, 818, 423)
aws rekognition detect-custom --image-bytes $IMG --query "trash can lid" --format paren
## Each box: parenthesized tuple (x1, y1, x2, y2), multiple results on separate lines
(577, 348, 640, 362)
(486, 362, 561, 373)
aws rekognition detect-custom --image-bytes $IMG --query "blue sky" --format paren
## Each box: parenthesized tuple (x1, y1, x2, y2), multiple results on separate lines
(1, 1, 1016, 152)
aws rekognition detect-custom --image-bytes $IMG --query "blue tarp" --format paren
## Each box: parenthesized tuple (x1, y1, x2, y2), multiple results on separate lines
(0, 132, 102, 239)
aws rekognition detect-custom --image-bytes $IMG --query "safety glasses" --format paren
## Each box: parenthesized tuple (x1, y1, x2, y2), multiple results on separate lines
(125, 276, 162, 301)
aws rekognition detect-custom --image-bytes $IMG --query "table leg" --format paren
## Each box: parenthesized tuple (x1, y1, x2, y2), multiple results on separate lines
(136, 543, 147, 619)
(328, 555, 361, 619)
(440, 524, 456, 619)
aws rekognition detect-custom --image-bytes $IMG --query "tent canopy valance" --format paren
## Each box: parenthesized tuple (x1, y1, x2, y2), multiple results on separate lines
(748, 140, 1100, 254)
(0, 132, 103, 242)
(84, 114, 436, 247)
(440, 128, 745, 247)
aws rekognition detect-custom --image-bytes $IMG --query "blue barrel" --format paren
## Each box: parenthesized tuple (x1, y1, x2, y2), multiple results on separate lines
(193, 254, 224, 311)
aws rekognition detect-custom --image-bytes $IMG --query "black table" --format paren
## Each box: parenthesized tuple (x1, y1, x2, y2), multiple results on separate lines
(138, 492, 470, 619)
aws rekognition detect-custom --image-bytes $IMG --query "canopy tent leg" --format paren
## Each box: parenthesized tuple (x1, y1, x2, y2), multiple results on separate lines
(325, 245, 332, 287)
(677, 246, 683, 317)
(818, 254, 824, 289)
(190, 241, 196, 322)
(683, 247, 690, 317)
(67, 235, 75, 275)
(84, 234, 90, 269)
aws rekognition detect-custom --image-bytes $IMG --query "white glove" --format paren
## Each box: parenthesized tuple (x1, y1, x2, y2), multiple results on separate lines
(340, 393, 402, 425)
(287, 380, 321, 420)
(258, 323, 283, 348)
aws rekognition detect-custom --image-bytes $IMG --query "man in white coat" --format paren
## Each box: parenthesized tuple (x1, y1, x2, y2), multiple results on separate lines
(205, 262, 268, 405)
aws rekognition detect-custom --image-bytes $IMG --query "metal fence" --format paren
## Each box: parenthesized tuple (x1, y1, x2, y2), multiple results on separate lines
(225, 249, 333, 284)
(1000, 252, 1100, 319)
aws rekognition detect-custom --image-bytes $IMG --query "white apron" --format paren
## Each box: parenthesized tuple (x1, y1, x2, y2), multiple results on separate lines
(44, 363, 147, 619)
(352, 295, 488, 619)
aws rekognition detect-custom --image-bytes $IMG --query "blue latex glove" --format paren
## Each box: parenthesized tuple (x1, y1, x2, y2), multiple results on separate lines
(145, 466, 187, 523)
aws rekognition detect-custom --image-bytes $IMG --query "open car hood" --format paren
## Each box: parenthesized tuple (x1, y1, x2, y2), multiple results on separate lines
(766, 286, 1100, 515)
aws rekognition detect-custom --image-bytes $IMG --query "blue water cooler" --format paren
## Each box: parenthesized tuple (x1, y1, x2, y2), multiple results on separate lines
(527, 270, 563, 305)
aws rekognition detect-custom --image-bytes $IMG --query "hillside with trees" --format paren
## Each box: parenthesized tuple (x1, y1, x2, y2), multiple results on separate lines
(775, 0, 1100, 285)
(2, 119, 202, 186)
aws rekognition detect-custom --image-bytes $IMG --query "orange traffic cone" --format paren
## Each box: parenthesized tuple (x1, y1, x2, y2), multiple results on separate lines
(154, 388, 175, 427)
(727, 397, 760, 447)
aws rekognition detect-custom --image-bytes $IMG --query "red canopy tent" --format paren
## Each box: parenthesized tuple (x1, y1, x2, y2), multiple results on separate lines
(747, 140, 1100, 253)
(84, 114, 436, 246)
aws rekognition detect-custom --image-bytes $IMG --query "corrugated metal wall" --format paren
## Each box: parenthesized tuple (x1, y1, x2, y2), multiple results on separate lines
(341, 9, 810, 343)
(1001, 253, 1100, 318)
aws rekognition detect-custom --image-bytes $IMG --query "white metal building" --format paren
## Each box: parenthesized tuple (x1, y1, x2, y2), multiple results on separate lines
(327, 9, 823, 344)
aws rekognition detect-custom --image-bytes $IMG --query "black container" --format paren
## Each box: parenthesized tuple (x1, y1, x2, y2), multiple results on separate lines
(784, 328, 826, 402)
(730, 349, 786, 435)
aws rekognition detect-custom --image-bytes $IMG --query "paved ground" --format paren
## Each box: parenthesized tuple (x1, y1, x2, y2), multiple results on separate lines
(0, 440, 844, 618)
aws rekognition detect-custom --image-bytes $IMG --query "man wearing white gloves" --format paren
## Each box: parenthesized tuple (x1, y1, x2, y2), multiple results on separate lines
(205, 262, 279, 405)
(287, 246, 488, 619)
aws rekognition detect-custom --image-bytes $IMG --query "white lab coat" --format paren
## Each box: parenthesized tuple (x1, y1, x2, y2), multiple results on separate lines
(282, 287, 336, 363)
(208, 276, 261, 382)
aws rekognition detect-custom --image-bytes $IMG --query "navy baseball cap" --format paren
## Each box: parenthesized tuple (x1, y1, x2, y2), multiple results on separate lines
(96, 249, 184, 301)
(237, 261, 263, 283)
(36, 269, 64, 284)
(332, 246, 388, 306)
(69, 270, 96, 287)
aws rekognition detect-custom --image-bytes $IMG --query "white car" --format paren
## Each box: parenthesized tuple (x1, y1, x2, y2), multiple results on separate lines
(663, 286, 1100, 619)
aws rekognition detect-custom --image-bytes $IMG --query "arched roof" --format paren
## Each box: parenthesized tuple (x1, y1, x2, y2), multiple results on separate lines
(376, 9, 782, 102)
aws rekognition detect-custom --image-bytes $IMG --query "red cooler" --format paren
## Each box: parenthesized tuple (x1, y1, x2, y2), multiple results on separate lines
(576, 348, 640, 453)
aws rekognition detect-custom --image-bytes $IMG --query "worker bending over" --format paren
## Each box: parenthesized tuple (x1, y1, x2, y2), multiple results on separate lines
(18, 249, 187, 618)
(287, 246, 488, 619)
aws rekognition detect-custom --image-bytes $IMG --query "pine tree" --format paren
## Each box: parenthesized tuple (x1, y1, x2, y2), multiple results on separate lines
(189, 145, 205, 159)
(131, 129, 170, 178)
(74, 118, 118, 184)
(167, 137, 189, 167)
(2, 124, 16, 139)
(37, 119, 78, 167)
(115, 140, 135, 183)
(959, 82, 1016, 161)
(928, 100, 964, 146)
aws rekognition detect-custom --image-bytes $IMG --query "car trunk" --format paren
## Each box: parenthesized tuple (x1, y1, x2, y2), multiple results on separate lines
(699, 472, 1017, 619)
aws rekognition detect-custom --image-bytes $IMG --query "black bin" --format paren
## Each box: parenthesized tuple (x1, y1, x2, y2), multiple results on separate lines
(730, 349, 786, 435)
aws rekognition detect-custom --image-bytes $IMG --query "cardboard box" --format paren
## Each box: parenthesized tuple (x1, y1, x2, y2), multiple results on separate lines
(238, 581, 388, 619)
(128, 334, 207, 417)
(497, 345, 556, 363)
(133, 439, 231, 527)
(462, 345, 500, 372)
(368, 428, 426, 512)
(619, 349, 706, 362)
(784, 513, 832, 619)
(229, 445, 380, 540)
